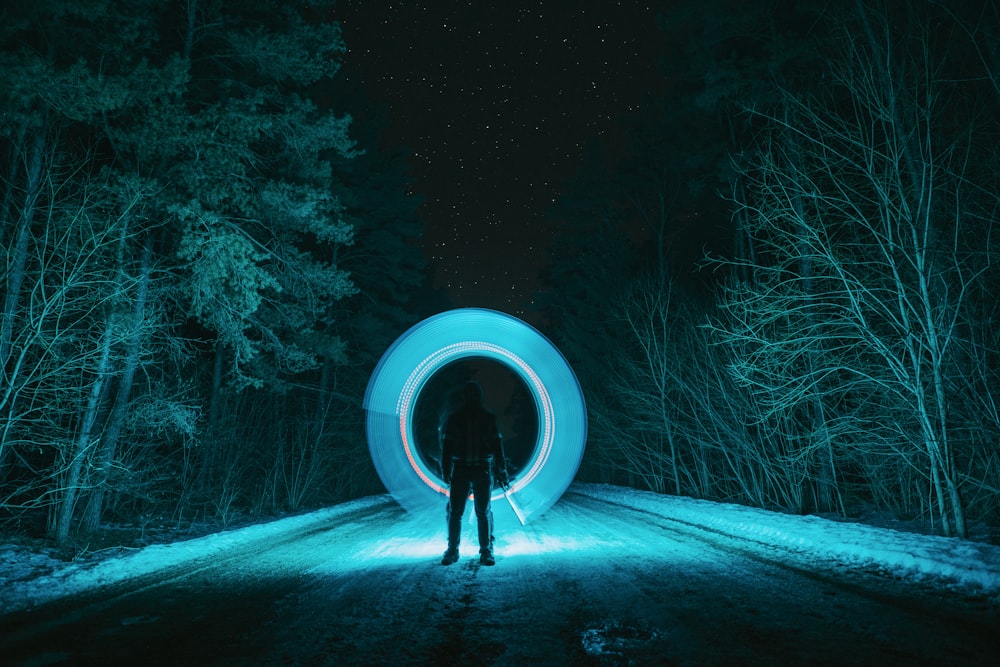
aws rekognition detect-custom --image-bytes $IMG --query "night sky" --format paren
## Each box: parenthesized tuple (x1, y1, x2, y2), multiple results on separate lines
(334, 2, 666, 318)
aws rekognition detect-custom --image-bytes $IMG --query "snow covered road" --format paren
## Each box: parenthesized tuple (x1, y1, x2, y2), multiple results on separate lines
(2, 484, 998, 665)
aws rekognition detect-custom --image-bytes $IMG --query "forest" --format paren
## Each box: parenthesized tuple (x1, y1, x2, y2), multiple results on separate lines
(2, 0, 999, 549)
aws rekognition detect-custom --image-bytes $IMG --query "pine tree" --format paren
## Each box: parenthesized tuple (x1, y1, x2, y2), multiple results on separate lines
(0, 0, 372, 540)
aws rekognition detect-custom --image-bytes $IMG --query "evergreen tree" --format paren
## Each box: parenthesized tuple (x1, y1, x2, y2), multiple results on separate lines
(167, 0, 358, 392)
(0, 0, 391, 540)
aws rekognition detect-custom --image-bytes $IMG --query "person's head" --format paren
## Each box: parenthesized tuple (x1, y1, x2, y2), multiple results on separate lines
(462, 380, 484, 406)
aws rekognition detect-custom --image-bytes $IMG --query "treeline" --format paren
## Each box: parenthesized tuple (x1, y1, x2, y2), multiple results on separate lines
(0, 0, 428, 545)
(5, 0, 1000, 547)
(542, 0, 1000, 539)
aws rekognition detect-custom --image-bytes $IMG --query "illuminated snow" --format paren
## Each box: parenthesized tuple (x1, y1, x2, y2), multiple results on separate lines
(2, 483, 998, 616)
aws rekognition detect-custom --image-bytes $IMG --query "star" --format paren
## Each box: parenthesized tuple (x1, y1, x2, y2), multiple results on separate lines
(335, 2, 664, 319)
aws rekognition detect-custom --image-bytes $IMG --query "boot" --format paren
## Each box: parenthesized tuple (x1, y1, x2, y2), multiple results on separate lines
(441, 547, 459, 565)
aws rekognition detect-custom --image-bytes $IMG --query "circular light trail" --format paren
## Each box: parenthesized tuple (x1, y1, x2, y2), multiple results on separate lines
(363, 308, 587, 525)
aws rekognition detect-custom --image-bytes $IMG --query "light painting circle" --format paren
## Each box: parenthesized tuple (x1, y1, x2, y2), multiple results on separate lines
(363, 308, 587, 524)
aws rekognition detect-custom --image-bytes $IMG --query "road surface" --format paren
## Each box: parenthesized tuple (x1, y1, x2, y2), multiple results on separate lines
(1, 490, 997, 665)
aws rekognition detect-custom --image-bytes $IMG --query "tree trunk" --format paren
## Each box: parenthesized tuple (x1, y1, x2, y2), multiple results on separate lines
(195, 340, 227, 500)
(52, 324, 114, 545)
(81, 239, 153, 533)
(786, 101, 838, 515)
(0, 126, 26, 248)
(1, 130, 44, 373)
(208, 340, 225, 431)
(1, 130, 45, 475)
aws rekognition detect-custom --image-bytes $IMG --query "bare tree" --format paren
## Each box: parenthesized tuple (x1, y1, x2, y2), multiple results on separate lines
(611, 274, 684, 495)
(611, 272, 821, 511)
(710, 5, 999, 537)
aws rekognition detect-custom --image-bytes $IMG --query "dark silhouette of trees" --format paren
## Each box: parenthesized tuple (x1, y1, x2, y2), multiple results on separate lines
(711, 0, 1000, 537)
(4, 0, 999, 548)
(543, 0, 1000, 538)
(0, 0, 427, 545)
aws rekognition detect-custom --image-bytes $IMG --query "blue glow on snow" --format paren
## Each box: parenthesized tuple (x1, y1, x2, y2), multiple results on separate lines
(365, 529, 619, 563)
(364, 308, 587, 525)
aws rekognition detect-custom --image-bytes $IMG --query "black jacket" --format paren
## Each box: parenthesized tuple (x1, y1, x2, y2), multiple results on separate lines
(441, 402, 505, 479)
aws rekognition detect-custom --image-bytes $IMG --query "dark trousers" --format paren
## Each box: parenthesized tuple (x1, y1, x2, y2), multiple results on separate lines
(446, 463, 494, 552)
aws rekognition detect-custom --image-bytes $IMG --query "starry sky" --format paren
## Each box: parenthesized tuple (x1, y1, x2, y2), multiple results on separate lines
(334, 2, 666, 319)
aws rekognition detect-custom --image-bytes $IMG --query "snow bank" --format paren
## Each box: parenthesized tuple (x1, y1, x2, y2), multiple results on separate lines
(4, 484, 999, 617)
(574, 483, 1000, 595)
(0, 496, 388, 614)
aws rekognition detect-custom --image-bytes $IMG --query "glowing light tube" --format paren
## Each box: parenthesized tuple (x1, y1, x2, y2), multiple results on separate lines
(364, 308, 587, 526)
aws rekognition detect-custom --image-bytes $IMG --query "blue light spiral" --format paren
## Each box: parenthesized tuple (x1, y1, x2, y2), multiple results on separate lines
(363, 308, 587, 525)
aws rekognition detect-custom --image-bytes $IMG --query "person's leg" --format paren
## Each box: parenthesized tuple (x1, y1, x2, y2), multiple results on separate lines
(472, 468, 494, 553)
(446, 475, 471, 552)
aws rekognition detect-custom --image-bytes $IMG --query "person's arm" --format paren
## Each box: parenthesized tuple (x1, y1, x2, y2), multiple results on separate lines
(440, 418, 454, 484)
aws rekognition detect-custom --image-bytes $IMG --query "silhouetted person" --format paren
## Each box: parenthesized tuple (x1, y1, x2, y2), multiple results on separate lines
(440, 380, 508, 566)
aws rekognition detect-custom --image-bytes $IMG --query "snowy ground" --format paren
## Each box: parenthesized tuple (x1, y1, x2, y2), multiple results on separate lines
(2, 483, 999, 616)
(2, 483, 1000, 665)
